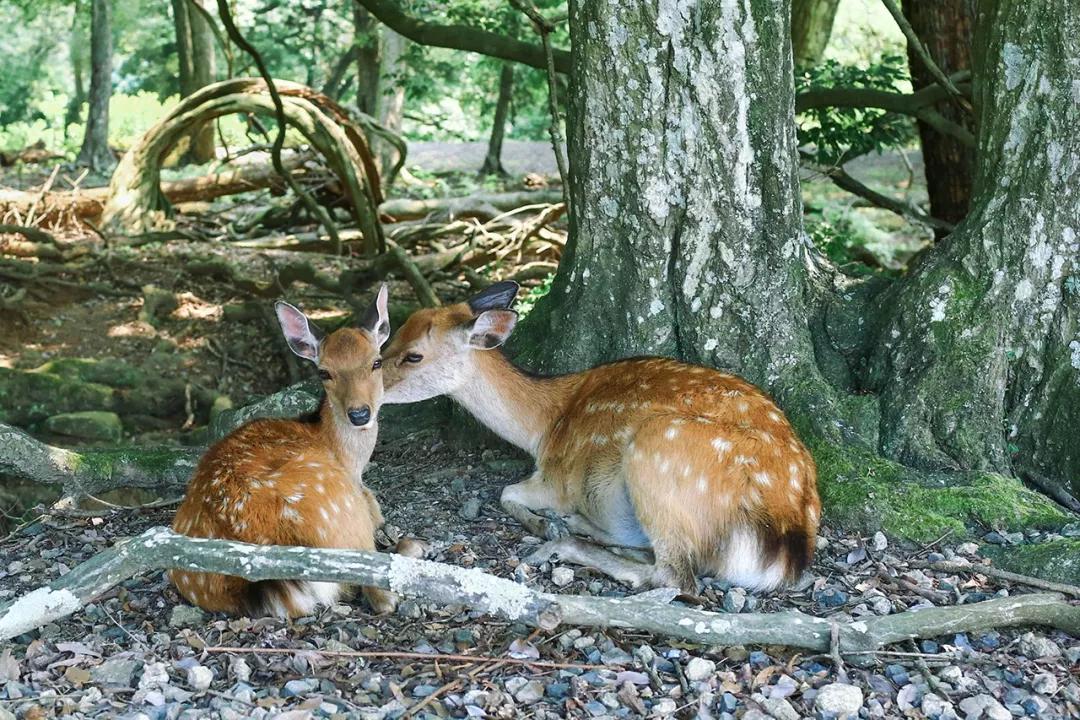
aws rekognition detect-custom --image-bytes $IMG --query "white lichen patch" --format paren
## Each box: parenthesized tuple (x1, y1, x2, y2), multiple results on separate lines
(387, 555, 535, 621)
(0, 586, 81, 640)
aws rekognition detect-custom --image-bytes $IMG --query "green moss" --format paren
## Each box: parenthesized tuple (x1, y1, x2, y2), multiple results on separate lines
(811, 438, 1069, 543)
(983, 539, 1080, 585)
(73, 446, 198, 482)
(0, 367, 117, 426)
(34, 357, 143, 388)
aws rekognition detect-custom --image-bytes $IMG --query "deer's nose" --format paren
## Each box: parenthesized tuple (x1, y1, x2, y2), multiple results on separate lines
(347, 406, 372, 427)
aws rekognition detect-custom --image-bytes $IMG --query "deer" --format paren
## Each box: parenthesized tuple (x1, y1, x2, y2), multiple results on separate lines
(170, 285, 421, 617)
(380, 282, 820, 595)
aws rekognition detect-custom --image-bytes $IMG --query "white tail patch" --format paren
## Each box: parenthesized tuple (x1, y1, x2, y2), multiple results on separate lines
(717, 526, 787, 591)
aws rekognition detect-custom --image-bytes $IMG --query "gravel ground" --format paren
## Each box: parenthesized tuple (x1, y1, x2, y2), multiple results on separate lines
(1, 429, 1079, 720)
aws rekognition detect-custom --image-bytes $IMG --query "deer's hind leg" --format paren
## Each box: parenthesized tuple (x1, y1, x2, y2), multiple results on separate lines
(500, 469, 576, 540)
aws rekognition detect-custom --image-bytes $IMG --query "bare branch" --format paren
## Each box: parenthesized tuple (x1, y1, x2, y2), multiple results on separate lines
(879, 0, 971, 110)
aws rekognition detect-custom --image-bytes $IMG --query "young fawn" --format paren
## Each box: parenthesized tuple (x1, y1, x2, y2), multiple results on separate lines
(170, 285, 413, 617)
(381, 282, 820, 594)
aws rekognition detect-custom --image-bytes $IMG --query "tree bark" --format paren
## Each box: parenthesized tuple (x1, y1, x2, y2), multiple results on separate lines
(76, 0, 115, 172)
(791, 0, 840, 67)
(869, 0, 1080, 495)
(172, 0, 195, 96)
(901, 0, 974, 233)
(186, 0, 218, 163)
(374, 28, 407, 181)
(352, 3, 381, 116)
(64, 1, 88, 131)
(480, 64, 515, 176)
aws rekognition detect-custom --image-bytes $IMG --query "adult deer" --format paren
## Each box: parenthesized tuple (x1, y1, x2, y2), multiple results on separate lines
(381, 282, 819, 594)
(171, 285, 420, 617)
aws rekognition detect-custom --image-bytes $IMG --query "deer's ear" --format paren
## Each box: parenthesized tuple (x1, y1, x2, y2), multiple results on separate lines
(358, 283, 391, 347)
(463, 309, 518, 350)
(467, 281, 519, 314)
(275, 301, 323, 362)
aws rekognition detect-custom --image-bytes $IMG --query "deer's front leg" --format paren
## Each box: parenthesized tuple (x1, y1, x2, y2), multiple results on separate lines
(500, 471, 570, 540)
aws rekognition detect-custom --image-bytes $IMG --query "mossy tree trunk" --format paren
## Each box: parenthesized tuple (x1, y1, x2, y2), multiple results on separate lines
(186, 0, 218, 163)
(869, 0, 1080, 495)
(480, 63, 514, 176)
(75, 0, 114, 172)
(352, 3, 382, 116)
(790, 0, 840, 67)
(901, 0, 974, 233)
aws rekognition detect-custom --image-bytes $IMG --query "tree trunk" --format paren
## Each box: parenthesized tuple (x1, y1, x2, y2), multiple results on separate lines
(171, 0, 195, 96)
(186, 0, 217, 163)
(352, 3, 381, 116)
(790, 0, 840, 67)
(64, 1, 88, 131)
(374, 28, 407, 179)
(869, 0, 1080, 496)
(479, 64, 514, 176)
(76, 0, 114, 172)
(901, 0, 974, 233)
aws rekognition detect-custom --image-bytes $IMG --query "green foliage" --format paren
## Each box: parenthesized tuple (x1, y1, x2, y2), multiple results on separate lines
(515, 273, 554, 318)
(796, 53, 916, 166)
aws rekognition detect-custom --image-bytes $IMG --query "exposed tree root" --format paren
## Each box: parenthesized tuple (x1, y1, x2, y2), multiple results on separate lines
(1, 527, 1077, 647)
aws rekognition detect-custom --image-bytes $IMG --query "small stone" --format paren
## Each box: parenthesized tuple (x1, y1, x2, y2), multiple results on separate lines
(927, 552, 946, 563)
(749, 650, 770, 667)
(1031, 672, 1058, 695)
(685, 657, 716, 683)
(513, 680, 545, 704)
(1003, 532, 1024, 544)
(282, 678, 319, 697)
(185, 666, 213, 692)
(814, 683, 863, 720)
(920, 693, 954, 720)
(168, 605, 207, 628)
(1021, 696, 1050, 716)
(90, 658, 141, 687)
(762, 697, 800, 720)
(719, 693, 739, 712)
(869, 595, 892, 615)
(815, 587, 848, 608)
(871, 532, 888, 551)
(43, 411, 123, 441)
(651, 698, 677, 715)
(551, 566, 575, 587)
(770, 674, 798, 699)
(229, 658, 251, 683)
(885, 664, 909, 686)
(411, 684, 438, 697)
(920, 640, 940, 654)
(460, 497, 482, 520)
(723, 588, 746, 613)
(1017, 632, 1061, 659)
(395, 599, 422, 619)
(138, 662, 170, 691)
(958, 694, 1010, 720)
(983, 531, 1007, 544)
(939, 666, 962, 684)
(956, 542, 980, 555)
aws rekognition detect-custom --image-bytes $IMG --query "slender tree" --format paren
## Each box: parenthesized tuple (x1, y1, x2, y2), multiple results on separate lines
(374, 28, 406, 174)
(76, 0, 114, 172)
(353, 2, 381, 115)
(480, 63, 514, 176)
(791, 0, 840, 67)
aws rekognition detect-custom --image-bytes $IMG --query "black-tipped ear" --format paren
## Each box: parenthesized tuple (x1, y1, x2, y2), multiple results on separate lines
(358, 283, 391, 347)
(467, 281, 519, 314)
(275, 301, 324, 363)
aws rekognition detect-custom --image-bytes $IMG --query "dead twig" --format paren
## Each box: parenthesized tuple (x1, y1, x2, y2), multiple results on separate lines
(908, 559, 1080, 599)
(203, 645, 607, 671)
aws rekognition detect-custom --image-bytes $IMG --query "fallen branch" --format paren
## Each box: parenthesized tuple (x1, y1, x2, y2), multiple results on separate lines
(909, 559, 1080, 599)
(379, 190, 563, 222)
(2, 528, 1077, 648)
(203, 646, 605, 671)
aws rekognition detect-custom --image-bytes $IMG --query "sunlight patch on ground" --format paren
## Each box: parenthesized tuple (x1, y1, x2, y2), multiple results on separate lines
(173, 293, 223, 322)
(107, 321, 156, 338)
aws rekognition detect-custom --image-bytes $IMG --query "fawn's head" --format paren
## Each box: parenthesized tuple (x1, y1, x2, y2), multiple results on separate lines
(275, 284, 391, 429)
(382, 281, 519, 403)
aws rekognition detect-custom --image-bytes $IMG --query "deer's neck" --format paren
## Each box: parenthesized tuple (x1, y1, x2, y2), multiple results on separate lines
(319, 403, 377, 484)
(452, 351, 578, 457)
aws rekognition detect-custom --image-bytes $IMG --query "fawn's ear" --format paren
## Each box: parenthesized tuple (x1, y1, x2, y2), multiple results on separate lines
(275, 301, 323, 362)
(467, 281, 519, 314)
(357, 283, 391, 347)
(463, 309, 518, 350)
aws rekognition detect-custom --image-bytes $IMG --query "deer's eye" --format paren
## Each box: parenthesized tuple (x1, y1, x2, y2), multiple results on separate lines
(404, 353, 423, 364)
(318, 368, 333, 381)
(372, 358, 383, 370)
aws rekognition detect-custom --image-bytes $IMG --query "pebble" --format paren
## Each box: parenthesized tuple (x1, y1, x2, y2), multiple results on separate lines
(983, 531, 1007, 545)
(1031, 673, 1058, 695)
(920, 693, 955, 720)
(685, 657, 716, 682)
(939, 666, 962, 684)
(185, 666, 213, 692)
(138, 662, 170, 691)
(815, 587, 848, 608)
(651, 698, 678, 715)
(871, 532, 888, 551)
(168, 605, 207, 628)
(769, 674, 798, 699)
(762, 697, 800, 720)
(91, 658, 141, 687)
(719, 693, 738, 712)
(513, 680, 545, 704)
(1017, 632, 1061, 659)
(885, 664, 910, 686)
(813, 683, 863, 719)
(958, 694, 1011, 720)
(282, 679, 319, 697)
(723, 588, 747, 613)
(551, 566, 575, 587)
(459, 497, 482, 519)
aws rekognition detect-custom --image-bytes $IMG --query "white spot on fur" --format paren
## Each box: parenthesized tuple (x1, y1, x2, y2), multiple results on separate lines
(753, 471, 772, 486)
(712, 437, 732, 456)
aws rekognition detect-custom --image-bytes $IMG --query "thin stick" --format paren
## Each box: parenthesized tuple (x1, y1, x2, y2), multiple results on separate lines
(26, 165, 60, 227)
(404, 678, 463, 717)
(830, 623, 848, 683)
(202, 645, 608, 670)
(908, 559, 1080, 599)
(879, 0, 970, 111)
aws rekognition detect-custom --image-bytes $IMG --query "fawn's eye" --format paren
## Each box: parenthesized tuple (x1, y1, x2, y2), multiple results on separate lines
(404, 353, 423, 364)
(318, 368, 333, 381)
(372, 358, 383, 370)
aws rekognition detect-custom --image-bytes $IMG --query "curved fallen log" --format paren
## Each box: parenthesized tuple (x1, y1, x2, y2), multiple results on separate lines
(1, 527, 1077, 647)
(101, 78, 387, 254)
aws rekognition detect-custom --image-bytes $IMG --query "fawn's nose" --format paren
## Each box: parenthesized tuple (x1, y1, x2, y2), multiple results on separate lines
(347, 405, 372, 427)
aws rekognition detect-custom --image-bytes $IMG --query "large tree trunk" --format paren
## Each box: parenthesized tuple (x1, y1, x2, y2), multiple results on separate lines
(374, 28, 407, 179)
(186, 0, 217, 163)
(901, 0, 975, 233)
(790, 0, 840, 67)
(76, 0, 114, 172)
(64, 2, 88, 132)
(869, 0, 1080, 495)
(479, 63, 514, 176)
(171, 0, 195, 96)
(352, 3, 381, 116)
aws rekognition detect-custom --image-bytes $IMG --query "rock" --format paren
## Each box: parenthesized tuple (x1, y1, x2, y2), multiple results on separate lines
(513, 680, 545, 704)
(719, 693, 739, 712)
(91, 658, 141, 687)
(957, 542, 980, 555)
(459, 497, 482, 520)
(282, 678, 319, 697)
(762, 697, 800, 720)
(983, 531, 1007, 545)
(897, 683, 923, 713)
(1021, 696, 1050, 716)
(885, 664, 909, 686)
(920, 693, 955, 720)
(228, 658, 251, 684)
(723, 588, 747, 613)
(1017, 632, 1061, 659)
(958, 694, 1010, 720)
(43, 411, 123, 441)
(815, 587, 848, 608)
(551, 566, 575, 587)
(770, 674, 798, 699)
(869, 595, 892, 615)
(1031, 672, 1058, 695)
(138, 662, 170, 690)
(813, 683, 863, 720)
(939, 666, 963, 684)
(651, 698, 678, 715)
(185, 666, 213, 692)
(685, 657, 716, 683)
(871, 532, 888, 551)
(168, 605, 206, 628)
